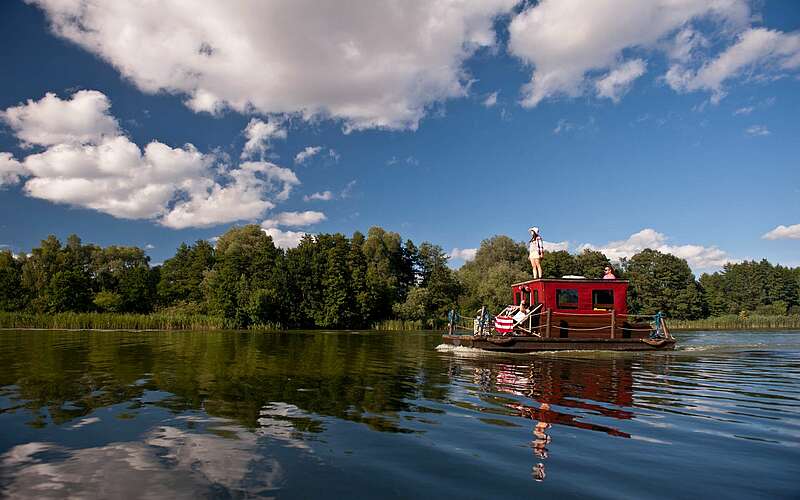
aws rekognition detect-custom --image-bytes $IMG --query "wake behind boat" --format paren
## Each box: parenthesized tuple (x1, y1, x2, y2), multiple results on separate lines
(443, 277, 675, 352)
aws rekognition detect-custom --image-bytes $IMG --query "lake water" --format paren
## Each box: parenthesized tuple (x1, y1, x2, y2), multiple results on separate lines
(0, 330, 798, 499)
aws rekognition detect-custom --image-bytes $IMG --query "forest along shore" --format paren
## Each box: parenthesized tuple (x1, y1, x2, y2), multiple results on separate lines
(1, 225, 798, 331)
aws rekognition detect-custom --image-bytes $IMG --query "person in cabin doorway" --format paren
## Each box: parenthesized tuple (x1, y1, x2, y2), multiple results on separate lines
(603, 265, 616, 279)
(528, 227, 543, 279)
(513, 300, 529, 323)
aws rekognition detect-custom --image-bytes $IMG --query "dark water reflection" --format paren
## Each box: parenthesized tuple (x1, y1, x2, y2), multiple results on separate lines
(0, 330, 798, 498)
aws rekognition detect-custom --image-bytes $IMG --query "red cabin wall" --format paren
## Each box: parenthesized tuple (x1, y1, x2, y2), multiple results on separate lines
(513, 280, 628, 315)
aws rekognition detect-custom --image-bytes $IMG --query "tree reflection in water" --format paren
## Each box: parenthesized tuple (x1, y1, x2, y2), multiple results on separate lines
(2, 330, 794, 498)
(0, 330, 679, 494)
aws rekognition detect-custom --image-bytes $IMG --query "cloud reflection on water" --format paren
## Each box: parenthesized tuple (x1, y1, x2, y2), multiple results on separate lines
(0, 416, 287, 498)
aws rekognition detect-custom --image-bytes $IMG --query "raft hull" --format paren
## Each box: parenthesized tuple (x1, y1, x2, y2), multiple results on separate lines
(441, 335, 676, 352)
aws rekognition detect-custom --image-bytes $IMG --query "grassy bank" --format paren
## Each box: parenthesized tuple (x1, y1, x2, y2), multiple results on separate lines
(4, 311, 797, 333)
(371, 319, 449, 331)
(0, 312, 283, 331)
(669, 314, 800, 331)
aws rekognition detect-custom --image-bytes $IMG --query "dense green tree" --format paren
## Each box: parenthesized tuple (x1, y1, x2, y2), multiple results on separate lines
(46, 269, 93, 312)
(89, 244, 156, 313)
(0, 250, 23, 311)
(457, 236, 528, 314)
(626, 249, 706, 319)
(93, 290, 123, 312)
(541, 250, 579, 278)
(204, 225, 282, 326)
(348, 231, 371, 327)
(574, 249, 612, 279)
(3, 228, 797, 326)
(158, 240, 215, 306)
(317, 234, 354, 327)
(361, 227, 411, 321)
(468, 235, 528, 272)
(699, 273, 729, 316)
(395, 243, 461, 322)
(699, 260, 798, 315)
(20, 235, 64, 311)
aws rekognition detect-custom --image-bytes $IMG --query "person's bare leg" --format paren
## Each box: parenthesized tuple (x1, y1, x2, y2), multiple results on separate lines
(533, 259, 542, 279)
(529, 256, 537, 277)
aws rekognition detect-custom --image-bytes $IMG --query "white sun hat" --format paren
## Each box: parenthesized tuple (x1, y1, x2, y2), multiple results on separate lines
(528, 226, 539, 234)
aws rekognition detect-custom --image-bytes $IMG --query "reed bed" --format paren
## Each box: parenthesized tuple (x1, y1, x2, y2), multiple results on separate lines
(6, 311, 795, 332)
(670, 314, 800, 331)
(0, 312, 228, 331)
(372, 319, 446, 331)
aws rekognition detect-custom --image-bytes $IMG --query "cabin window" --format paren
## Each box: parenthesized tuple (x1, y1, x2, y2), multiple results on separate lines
(533, 290, 539, 305)
(592, 290, 615, 310)
(556, 289, 579, 309)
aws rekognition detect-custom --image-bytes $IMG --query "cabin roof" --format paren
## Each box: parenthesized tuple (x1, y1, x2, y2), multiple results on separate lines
(511, 278, 629, 287)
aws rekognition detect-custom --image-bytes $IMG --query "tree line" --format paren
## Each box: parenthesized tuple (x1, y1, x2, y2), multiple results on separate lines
(0, 226, 797, 327)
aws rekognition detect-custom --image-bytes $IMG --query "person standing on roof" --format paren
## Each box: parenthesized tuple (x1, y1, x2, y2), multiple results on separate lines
(528, 227, 544, 279)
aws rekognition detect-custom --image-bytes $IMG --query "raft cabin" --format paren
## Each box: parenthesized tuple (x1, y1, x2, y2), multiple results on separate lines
(443, 277, 675, 352)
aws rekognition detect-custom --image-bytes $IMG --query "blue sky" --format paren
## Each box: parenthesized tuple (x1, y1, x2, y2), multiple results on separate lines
(0, 0, 798, 274)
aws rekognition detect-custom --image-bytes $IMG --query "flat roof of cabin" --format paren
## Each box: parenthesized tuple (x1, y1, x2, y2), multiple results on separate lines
(511, 278, 629, 286)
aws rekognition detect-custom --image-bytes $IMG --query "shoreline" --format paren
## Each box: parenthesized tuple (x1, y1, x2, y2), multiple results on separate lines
(2, 326, 799, 334)
(2, 311, 798, 333)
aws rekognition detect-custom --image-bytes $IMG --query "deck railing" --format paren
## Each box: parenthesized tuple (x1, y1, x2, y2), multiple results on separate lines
(446, 308, 671, 340)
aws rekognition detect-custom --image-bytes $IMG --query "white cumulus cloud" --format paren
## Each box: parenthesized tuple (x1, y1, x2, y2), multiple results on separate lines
(0, 153, 27, 187)
(508, 0, 749, 107)
(303, 191, 333, 202)
(595, 59, 647, 102)
(581, 228, 732, 271)
(666, 28, 800, 103)
(262, 228, 309, 249)
(30, 0, 516, 130)
(241, 117, 286, 160)
(542, 240, 569, 252)
(260, 210, 326, 229)
(0, 90, 300, 228)
(449, 248, 477, 261)
(294, 146, 323, 164)
(482, 91, 498, 108)
(762, 224, 800, 240)
(0, 89, 119, 146)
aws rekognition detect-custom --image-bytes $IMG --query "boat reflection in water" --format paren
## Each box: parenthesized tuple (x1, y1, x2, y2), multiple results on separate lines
(449, 353, 642, 482)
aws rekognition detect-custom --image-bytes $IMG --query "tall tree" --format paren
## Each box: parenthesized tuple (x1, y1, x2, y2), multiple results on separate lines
(395, 243, 461, 322)
(575, 249, 611, 279)
(158, 240, 215, 307)
(203, 225, 282, 326)
(626, 249, 706, 319)
(0, 250, 23, 311)
(457, 236, 528, 314)
(541, 250, 578, 278)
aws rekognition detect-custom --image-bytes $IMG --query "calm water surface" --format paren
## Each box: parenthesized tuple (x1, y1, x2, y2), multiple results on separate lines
(0, 330, 798, 498)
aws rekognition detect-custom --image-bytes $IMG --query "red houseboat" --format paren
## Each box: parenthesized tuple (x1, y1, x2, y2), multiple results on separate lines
(442, 277, 675, 352)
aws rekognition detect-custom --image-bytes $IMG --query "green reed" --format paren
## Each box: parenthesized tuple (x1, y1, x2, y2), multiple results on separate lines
(0, 312, 284, 331)
(371, 319, 447, 331)
(669, 314, 800, 331)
